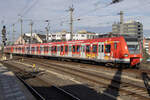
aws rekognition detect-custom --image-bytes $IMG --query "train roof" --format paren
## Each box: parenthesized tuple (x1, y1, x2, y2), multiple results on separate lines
(6, 36, 125, 47)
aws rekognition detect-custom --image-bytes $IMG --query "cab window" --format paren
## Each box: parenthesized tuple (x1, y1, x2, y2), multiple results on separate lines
(105, 44, 111, 53)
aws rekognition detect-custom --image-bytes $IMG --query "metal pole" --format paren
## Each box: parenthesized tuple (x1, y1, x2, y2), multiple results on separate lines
(119, 11, 124, 35)
(30, 20, 33, 44)
(20, 18, 23, 44)
(1, 26, 6, 60)
(45, 27, 48, 43)
(69, 6, 74, 41)
(12, 24, 15, 44)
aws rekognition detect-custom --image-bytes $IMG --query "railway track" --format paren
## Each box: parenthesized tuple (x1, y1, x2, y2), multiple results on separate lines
(10, 57, 150, 100)
(2, 61, 80, 100)
(12, 55, 150, 75)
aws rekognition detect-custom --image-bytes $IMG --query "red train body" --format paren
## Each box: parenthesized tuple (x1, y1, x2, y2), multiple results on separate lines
(4, 36, 142, 67)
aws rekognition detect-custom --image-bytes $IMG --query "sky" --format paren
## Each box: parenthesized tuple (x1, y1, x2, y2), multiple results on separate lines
(0, 0, 150, 41)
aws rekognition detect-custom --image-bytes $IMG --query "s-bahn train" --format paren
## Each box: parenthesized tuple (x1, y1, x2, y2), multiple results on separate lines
(4, 36, 142, 67)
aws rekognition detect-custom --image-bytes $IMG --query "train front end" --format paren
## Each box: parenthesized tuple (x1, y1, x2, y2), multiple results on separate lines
(127, 42, 142, 67)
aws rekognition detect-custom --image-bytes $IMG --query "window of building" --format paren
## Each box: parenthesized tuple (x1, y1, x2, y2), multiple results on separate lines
(105, 44, 111, 53)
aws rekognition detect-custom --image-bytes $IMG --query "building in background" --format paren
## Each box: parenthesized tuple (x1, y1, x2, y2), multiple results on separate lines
(14, 33, 46, 44)
(143, 37, 150, 55)
(48, 30, 99, 41)
(112, 20, 143, 41)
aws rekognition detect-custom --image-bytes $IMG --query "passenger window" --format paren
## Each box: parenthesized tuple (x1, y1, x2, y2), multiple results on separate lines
(92, 45, 97, 53)
(65, 46, 68, 52)
(105, 44, 111, 53)
(82, 46, 85, 52)
(114, 43, 117, 49)
(77, 45, 80, 52)
(86, 45, 90, 53)
(72, 45, 75, 52)
(57, 46, 60, 51)
(69, 46, 72, 52)
(99, 45, 101, 52)
(40, 47, 43, 51)
(49, 47, 51, 51)
(61, 46, 63, 52)
(101, 45, 104, 52)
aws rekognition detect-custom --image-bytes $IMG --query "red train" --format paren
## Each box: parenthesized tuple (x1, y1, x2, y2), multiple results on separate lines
(4, 36, 142, 67)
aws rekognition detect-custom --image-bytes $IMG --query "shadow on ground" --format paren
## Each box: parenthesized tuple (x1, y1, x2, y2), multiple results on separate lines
(142, 72, 150, 96)
(31, 68, 123, 100)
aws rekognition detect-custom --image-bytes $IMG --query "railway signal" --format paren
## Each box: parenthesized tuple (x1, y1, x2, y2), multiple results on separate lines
(2, 25, 7, 46)
(1, 25, 7, 60)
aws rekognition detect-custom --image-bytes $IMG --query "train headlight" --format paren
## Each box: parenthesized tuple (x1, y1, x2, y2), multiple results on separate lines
(124, 54, 128, 57)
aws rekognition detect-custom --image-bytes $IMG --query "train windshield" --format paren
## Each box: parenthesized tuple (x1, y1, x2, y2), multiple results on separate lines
(127, 44, 140, 54)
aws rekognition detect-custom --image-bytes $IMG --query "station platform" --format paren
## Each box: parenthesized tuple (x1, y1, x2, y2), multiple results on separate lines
(0, 63, 36, 100)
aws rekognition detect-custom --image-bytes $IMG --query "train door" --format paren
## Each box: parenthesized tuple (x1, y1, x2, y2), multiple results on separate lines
(85, 44, 91, 58)
(68, 44, 72, 57)
(104, 43, 111, 61)
(53, 46, 57, 56)
(113, 42, 118, 60)
(81, 44, 86, 58)
(76, 45, 81, 57)
(60, 45, 64, 56)
(22, 47, 25, 54)
(57, 45, 60, 56)
(92, 44, 98, 59)
(31, 46, 35, 55)
(44, 46, 48, 55)
(48, 45, 51, 56)
(72, 45, 76, 57)
(64, 45, 68, 57)
(40, 46, 44, 55)
(98, 42, 104, 60)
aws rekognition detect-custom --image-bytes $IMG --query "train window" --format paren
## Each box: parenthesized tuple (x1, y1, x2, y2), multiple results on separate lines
(114, 43, 117, 49)
(77, 45, 80, 52)
(86, 45, 90, 53)
(36, 47, 37, 51)
(65, 46, 68, 52)
(92, 45, 97, 53)
(54, 46, 57, 52)
(32, 47, 35, 51)
(105, 44, 111, 53)
(82, 46, 85, 52)
(40, 47, 43, 51)
(49, 47, 51, 51)
(51, 46, 54, 52)
(99, 45, 101, 52)
(61, 46, 63, 52)
(57, 46, 60, 51)
(72, 45, 75, 52)
(69, 46, 72, 52)
(101, 45, 104, 52)
(44, 46, 48, 52)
